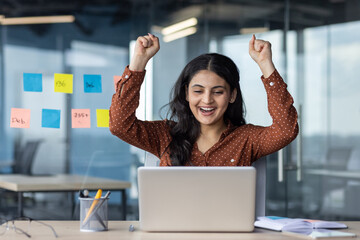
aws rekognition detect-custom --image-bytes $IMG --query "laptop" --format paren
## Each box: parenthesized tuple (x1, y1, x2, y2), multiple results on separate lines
(137, 166, 256, 232)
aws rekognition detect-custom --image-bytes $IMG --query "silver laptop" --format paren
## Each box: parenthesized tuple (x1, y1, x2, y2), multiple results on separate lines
(138, 166, 256, 232)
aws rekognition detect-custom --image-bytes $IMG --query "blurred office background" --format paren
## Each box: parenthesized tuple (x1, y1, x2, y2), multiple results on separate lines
(0, 0, 359, 220)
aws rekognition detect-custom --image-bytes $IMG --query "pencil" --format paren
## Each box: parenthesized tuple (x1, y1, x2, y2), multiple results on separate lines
(82, 189, 102, 224)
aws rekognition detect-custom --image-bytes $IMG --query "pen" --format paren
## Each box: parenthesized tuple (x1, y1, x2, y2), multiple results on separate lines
(79, 190, 84, 198)
(83, 189, 102, 224)
(79, 189, 90, 198)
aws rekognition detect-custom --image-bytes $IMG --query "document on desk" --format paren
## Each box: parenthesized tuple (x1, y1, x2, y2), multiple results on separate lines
(254, 216, 348, 232)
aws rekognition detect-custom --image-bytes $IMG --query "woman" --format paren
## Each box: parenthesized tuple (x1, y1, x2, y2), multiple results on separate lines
(109, 33, 298, 166)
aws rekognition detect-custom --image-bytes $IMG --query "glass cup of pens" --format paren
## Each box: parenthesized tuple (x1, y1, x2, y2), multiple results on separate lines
(79, 189, 111, 232)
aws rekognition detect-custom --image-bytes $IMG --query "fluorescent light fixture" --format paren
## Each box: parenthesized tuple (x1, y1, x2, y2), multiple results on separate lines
(161, 17, 198, 36)
(163, 27, 197, 43)
(240, 27, 269, 35)
(0, 15, 75, 25)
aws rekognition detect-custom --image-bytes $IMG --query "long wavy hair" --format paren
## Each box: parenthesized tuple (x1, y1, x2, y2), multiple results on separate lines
(166, 53, 246, 166)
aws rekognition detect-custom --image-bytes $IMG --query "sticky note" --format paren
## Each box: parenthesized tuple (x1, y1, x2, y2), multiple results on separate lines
(54, 73, 73, 93)
(96, 109, 109, 128)
(23, 73, 42, 92)
(113, 76, 122, 92)
(84, 74, 102, 93)
(72, 109, 91, 128)
(10, 108, 31, 128)
(42, 109, 61, 128)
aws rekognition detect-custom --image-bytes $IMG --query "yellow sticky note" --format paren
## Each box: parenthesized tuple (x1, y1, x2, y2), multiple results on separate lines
(54, 73, 73, 93)
(96, 109, 109, 128)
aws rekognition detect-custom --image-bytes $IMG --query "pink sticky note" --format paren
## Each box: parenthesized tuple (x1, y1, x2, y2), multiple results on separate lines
(113, 76, 122, 92)
(10, 108, 31, 128)
(71, 109, 91, 128)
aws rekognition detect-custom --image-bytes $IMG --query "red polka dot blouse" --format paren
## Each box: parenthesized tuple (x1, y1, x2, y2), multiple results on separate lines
(109, 66, 298, 166)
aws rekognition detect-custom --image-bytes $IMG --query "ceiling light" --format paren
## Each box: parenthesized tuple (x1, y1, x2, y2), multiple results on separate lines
(0, 15, 75, 25)
(240, 27, 269, 35)
(161, 17, 198, 36)
(163, 27, 197, 43)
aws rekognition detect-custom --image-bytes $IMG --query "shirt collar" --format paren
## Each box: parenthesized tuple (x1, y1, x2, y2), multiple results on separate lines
(220, 119, 236, 140)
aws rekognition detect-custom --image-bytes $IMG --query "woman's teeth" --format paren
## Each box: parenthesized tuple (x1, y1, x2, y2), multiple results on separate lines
(200, 107, 215, 112)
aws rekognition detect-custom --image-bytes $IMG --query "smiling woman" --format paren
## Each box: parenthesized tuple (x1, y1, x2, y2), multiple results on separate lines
(168, 53, 245, 163)
(187, 69, 235, 128)
(109, 33, 299, 167)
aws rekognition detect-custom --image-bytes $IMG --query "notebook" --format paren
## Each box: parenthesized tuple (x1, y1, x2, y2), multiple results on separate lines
(137, 166, 256, 232)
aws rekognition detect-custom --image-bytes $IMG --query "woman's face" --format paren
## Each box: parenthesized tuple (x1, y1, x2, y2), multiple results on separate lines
(186, 70, 236, 128)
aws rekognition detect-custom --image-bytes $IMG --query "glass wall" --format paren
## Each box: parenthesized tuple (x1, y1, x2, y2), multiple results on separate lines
(218, 21, 360, 220)
(0, 22, 138, 219)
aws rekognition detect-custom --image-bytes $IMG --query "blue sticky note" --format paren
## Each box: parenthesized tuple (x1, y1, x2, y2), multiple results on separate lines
(42, 109, 61, 128)
(84, 74, 102, 93)
(23, 73, 42, 92)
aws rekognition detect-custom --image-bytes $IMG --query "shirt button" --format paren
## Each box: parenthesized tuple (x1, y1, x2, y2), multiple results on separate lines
(269, 82, 274, 86)
(125, 75, 129, 79)
(231, 159, 235, 163)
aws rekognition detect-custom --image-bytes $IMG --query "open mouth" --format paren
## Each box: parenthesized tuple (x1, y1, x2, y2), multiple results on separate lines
(199, 107, 215, 114)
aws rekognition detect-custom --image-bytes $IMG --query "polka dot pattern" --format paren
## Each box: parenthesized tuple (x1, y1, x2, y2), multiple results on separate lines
(109, 66, 299, 167)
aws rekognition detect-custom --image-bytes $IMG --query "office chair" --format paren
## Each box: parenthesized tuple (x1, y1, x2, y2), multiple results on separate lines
(0, 140, 42, 217)
(144, 152, 266, 218)
(252, 157, 266, 218)
(12, 140, 42, 175)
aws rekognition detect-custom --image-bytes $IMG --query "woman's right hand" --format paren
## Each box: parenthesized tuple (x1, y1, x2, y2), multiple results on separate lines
(129, 33, 160, 71)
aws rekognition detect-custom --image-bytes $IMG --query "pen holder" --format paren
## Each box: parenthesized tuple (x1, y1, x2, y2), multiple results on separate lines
(79, 197, 109, 232)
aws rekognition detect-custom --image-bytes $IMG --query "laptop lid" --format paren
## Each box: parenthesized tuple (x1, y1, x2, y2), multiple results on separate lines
(138, 166, 256, 232)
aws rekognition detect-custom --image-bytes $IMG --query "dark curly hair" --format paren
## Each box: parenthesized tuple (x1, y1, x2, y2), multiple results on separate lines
(166, 53, 246, 166)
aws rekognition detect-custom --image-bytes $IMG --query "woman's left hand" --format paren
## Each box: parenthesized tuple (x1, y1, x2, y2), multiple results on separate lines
(249, 35, 275, 78)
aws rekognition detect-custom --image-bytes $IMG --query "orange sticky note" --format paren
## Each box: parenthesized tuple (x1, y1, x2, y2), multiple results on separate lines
(113, 76, 122, 92)
(10, 108, 31, 128)
(54, 73, 73, 93)
(96, 109, 109, 128)
(72, 109, 91, 128)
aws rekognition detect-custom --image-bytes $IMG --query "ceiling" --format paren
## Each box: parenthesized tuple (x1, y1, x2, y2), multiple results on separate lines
(0, 0, 359, 36)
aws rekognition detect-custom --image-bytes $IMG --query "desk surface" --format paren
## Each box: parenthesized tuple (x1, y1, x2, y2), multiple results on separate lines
(1, 221, 359, 240)
(0, 174, 131, 192)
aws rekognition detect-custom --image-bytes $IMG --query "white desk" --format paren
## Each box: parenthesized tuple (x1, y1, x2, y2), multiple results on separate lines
(1, 221, 359, 240)
(0, 174, 131, 219)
